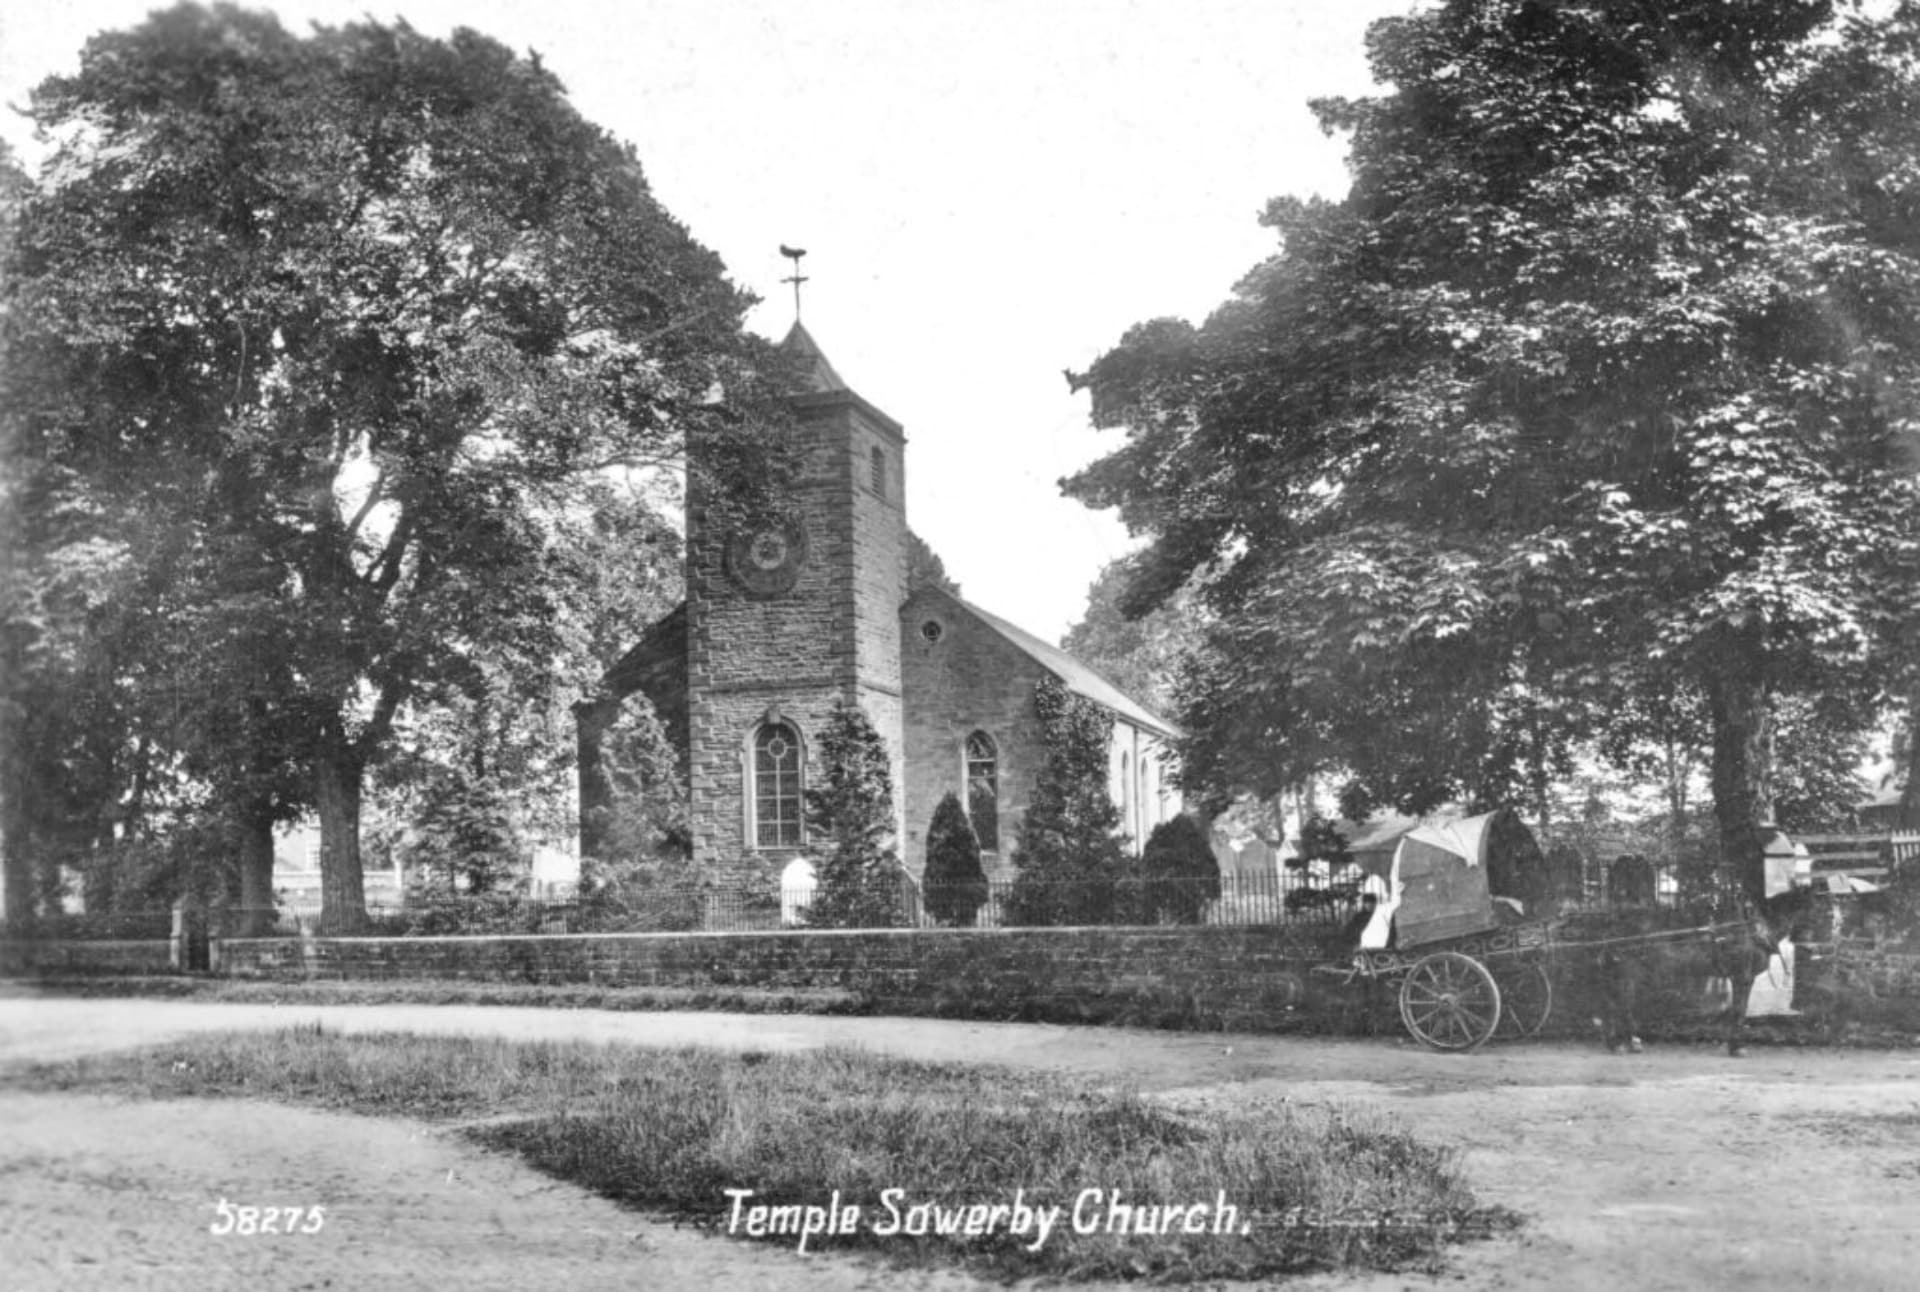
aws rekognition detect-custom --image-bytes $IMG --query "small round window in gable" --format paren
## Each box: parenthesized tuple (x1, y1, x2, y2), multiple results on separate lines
(920, 619, 944, 644)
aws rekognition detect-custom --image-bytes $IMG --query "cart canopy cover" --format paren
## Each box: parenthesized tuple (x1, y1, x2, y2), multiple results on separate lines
(1359, 810, 1507, 950)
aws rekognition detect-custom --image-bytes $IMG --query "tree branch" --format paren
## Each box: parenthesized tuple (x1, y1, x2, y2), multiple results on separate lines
(362, 511, 416, 593)
(343, 469, 386, 544)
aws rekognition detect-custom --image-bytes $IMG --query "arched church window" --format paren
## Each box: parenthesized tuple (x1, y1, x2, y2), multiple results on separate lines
(753, 721, 805, 848)
(965, 731, 999, 852)
(1120, 750, 1132, 832)
(870, 445, 886, 498)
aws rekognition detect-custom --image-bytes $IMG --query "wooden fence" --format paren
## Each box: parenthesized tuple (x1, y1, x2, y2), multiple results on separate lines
(1797, 831, 1920, 884)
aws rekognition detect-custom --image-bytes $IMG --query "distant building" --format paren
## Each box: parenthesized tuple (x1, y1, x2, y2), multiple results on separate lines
(1857, 785, 1910, 831)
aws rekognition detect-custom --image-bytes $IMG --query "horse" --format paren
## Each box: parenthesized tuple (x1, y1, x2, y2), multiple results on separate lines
(1595, 890, 1808, 1057)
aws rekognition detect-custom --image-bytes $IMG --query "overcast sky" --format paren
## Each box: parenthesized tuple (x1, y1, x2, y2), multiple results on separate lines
(2, 0, 1414, 644)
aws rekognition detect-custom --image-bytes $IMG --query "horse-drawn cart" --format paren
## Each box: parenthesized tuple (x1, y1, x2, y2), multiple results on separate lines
(1341, 922, 1560, 1050)
(1312, 810, 1561, 1051)
(1314, 810, 1791, 1053)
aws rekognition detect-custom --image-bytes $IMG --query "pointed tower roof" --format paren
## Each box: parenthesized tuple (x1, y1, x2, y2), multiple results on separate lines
(781, 321, 849, 394)
(777, 321, 904, 440)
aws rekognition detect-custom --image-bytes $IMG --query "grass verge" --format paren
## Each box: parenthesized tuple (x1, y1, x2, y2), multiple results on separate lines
(4, 974, 860, 1015)
(12, 974, 1910, 1046)
(3, 1027, 1517, 1282)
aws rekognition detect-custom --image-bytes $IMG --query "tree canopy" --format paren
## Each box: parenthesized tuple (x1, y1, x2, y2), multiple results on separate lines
(1059, 554, 1197, 718)
(1066, 0, 1920, 890)
(1, 3, 797, 929)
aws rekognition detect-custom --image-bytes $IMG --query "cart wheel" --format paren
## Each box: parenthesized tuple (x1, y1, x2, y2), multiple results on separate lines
(1492, 960, 1553, 1041)
(1398, 952, 1502, 1052)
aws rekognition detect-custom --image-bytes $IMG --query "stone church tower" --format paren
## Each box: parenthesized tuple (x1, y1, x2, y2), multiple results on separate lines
(576, 315, 1180, 898)
(683, 323, 908, 880)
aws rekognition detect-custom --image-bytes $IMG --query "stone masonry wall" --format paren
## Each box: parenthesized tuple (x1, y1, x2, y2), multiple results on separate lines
(0, 939, 174, 975)
(686, 392, 906, 880)
(1799, 938, 1920, 1024)
(1110, 722, 1180, 855)
(846, 402, 907, 847)
(211, 923, 1339, 1030)
(901, 588, 1050, 878)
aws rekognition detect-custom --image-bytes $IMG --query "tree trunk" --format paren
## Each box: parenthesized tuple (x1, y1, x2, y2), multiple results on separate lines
(1661, 731, 1691, 862)
(575, 696, 618, 863)
(315, 749, 368, 935)
(235, 808, 278, 937)
(0, 816, 32, 930)
(1900, 685, 1920, 831)
(0, 714, 33, 928)
(1528, 714, 1553, 838)
(1705, 666, 1774, 905)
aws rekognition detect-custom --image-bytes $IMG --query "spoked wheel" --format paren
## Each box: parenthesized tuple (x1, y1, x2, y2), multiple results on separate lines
(1398, 951, 1502, 1052)
(1492, 959, 1553, 1041)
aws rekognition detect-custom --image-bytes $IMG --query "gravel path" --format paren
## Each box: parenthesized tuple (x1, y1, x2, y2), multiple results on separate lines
(3, 988, 1918, 1290)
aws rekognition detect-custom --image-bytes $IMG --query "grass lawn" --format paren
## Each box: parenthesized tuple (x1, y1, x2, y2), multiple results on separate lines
(4, 1027, 1517, 1282)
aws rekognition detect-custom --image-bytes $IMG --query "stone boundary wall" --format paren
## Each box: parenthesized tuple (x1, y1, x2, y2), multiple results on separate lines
(1, 939, 175, 976)
(1799, 939, 1920, 1024)
(21, 925, 1914, 1035)
(210, 924, 1348, 1031)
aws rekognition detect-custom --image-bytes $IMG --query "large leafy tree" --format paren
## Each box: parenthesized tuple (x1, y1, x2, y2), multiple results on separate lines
(906, 529, 961, 598)
(1059, 554, 1198, 717)
(385, 478, 684, 880)
(1068, 0, 1920, 899)
(2, 4, 795, 931)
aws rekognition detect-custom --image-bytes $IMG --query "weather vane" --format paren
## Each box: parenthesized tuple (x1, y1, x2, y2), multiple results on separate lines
(779, 244, 808, 322)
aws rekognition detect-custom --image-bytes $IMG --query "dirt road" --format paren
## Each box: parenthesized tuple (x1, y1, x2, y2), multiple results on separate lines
(3, 988, 1918, 1290)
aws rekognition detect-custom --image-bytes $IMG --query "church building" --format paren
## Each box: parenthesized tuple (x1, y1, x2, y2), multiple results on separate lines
(577, 322, 1181, 895)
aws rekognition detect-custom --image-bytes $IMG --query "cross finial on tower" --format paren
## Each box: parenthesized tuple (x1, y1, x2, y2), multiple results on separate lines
(779, 244, 808, 322)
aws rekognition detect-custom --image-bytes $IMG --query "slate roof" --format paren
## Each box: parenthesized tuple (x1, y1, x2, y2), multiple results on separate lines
(781, 321, 849, 393)
(928, 587, 1181, 739)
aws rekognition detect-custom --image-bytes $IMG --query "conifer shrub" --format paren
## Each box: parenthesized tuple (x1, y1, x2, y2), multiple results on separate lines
(804, 703, 910, 928)
(1292, 815, 1353, 872)
(1006, 677, 1124, 926)
(923, 792, 989, 927)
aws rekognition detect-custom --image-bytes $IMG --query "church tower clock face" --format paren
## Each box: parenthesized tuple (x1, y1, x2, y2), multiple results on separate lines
(724, 520, 809, 597)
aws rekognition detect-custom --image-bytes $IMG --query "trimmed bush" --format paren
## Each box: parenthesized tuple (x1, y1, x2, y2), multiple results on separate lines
(1135, 815, 1221, 924)
(923, 793, 989, 927)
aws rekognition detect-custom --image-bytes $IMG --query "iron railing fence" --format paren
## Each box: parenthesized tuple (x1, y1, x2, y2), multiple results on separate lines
(271, 873, 1384, 935)
(0, 872, 1697, 939)
(14, 833, 1912, 940)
